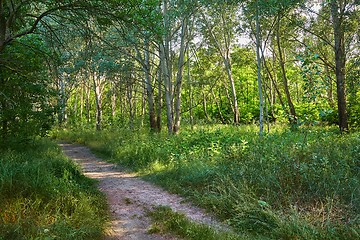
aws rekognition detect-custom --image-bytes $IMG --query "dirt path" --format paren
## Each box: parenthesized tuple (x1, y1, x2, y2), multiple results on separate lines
(59, 142, 228, 240)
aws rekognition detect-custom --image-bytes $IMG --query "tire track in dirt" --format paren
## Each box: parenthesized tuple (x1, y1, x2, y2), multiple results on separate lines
(59, 142, 228, 240)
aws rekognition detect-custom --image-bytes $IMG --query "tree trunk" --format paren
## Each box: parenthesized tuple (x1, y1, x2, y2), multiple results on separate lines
(58, 77, 67, 126)
(161, 0, 173, 134)
(160, 43, 173, 134)
(85, 80, 91, 123)
(276, 16, 297, 125)
(156, 66, 162, 132)
(324, 64, 335, 108)
(262, 47, 286, 116)
(202, 88, 209, 122)
(330, 0, 348, 132)
(93, 72, 103, 131)
(188, 48, 194, 130)
(111, 84, 117, 120)
(211, 88, 225, 123)
(224, 57, 240, 124)
(144, 40, 157, 132)
(80, 80, 84, 121)
(222, 80, 235, 115)
(173, 17, 188, 134)
(255, 3, 264, 135)
(201, 12, 240, 124)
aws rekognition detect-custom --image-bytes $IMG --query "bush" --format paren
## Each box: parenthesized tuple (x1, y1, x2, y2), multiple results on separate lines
(0, 35, 55, 146)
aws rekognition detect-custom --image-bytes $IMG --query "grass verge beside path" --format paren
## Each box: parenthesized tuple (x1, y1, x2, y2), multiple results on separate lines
(53, 125, 360, 239)
(147, 206, 242, 240)
(0, 139, 108, 240)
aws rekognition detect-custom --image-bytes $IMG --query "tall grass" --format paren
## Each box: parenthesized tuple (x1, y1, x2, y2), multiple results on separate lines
(148, 206, 242, 240)
(0, 139, 108, 240)
(54, 125, 360, 239)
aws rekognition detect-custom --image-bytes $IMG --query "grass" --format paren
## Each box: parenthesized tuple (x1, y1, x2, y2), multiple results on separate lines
(0, 139, 109, 240)
(53, 124, 360, 239)
(147, 206, 243, 240)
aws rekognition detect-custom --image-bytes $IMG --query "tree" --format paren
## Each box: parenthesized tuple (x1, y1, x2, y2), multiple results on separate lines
(200, 4, 241, 124)
(255, 0, 264, 135)
(329, 0, 349, 132)
(0, 0, 116, 140)
(0, 35, 54, 143)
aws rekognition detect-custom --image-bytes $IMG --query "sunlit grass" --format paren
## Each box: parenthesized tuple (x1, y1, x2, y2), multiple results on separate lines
(0, 139, 108, 239)
(53, 124, 360, 239)
(147, 206, 244, 240)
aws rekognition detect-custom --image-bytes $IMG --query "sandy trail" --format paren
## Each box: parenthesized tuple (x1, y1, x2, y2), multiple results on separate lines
(59, 142, 227, 240)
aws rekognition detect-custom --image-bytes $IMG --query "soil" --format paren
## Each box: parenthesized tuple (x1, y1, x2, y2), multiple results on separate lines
(59, 142, 229, 240)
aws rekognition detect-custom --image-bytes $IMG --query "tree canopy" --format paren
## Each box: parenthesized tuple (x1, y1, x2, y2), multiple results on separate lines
(0, 0, 359, 143)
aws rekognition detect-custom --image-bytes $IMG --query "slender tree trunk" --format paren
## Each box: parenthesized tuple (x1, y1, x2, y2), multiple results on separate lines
(111, 82, 117, 120)
(330, 0, 348, 132)
(276, 16, 297, 125)
(202, 88, 209, 122)
(173, 17, 188, 134)
(93, 72, 103, 131)
(222, 80, 235, 114)
(160, 43, 173, 134)
(80, 80, 84, 121)
(141, 81, 146, 126)
(211, 88, 225, 123)
(187, 48, 194, 130)
(224, 57, 240, 124)
(161, 0, 173, 134)
(255, 3, 264, 135)
(324, 64, 334, 108)
(262, 47, 286, 113)
(156, 66, 162, 132)
(73, 89, 78, 120)
(133, 81, 138, 124)
(85, 80, 91, 123)
(121, 86, 126, 120)
(58, 77, 67, 126)
(201, 12, 240, 124)
(144, 40, 157, 131)
(127, 81, 134, 130)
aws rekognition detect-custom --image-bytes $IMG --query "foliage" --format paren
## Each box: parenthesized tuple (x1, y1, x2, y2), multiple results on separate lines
(54, 125, 360, 239)
(0, 35, 55, 145)
(0, 139, 108, 239)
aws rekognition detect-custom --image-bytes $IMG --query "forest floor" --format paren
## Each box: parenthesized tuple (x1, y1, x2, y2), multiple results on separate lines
(59, 142, 228, 240)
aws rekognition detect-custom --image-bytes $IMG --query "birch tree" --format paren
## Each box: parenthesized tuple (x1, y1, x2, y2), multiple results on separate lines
(200, 4, 241, 124)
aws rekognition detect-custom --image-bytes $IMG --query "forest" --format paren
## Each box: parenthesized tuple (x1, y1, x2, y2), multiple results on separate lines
(0, 0, 359, 239)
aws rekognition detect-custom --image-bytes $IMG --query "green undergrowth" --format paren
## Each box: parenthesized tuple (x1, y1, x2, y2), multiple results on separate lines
(0, 139, 108, 240)
(147, 206, 244, 240)
(53, 125, 360, 239)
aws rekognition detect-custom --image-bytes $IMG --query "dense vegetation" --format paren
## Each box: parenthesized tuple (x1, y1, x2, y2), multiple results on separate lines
(0, 140, 108, 239)
(55, 125, 360, 239)
(1, 1, 359, 140)
(0, 0, 359, 239)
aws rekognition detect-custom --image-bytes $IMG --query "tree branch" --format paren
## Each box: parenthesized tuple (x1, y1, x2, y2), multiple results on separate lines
(4, 3, 82, 46)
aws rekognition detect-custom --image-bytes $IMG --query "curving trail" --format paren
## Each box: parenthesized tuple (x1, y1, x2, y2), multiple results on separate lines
(59, 142, 227, 240)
